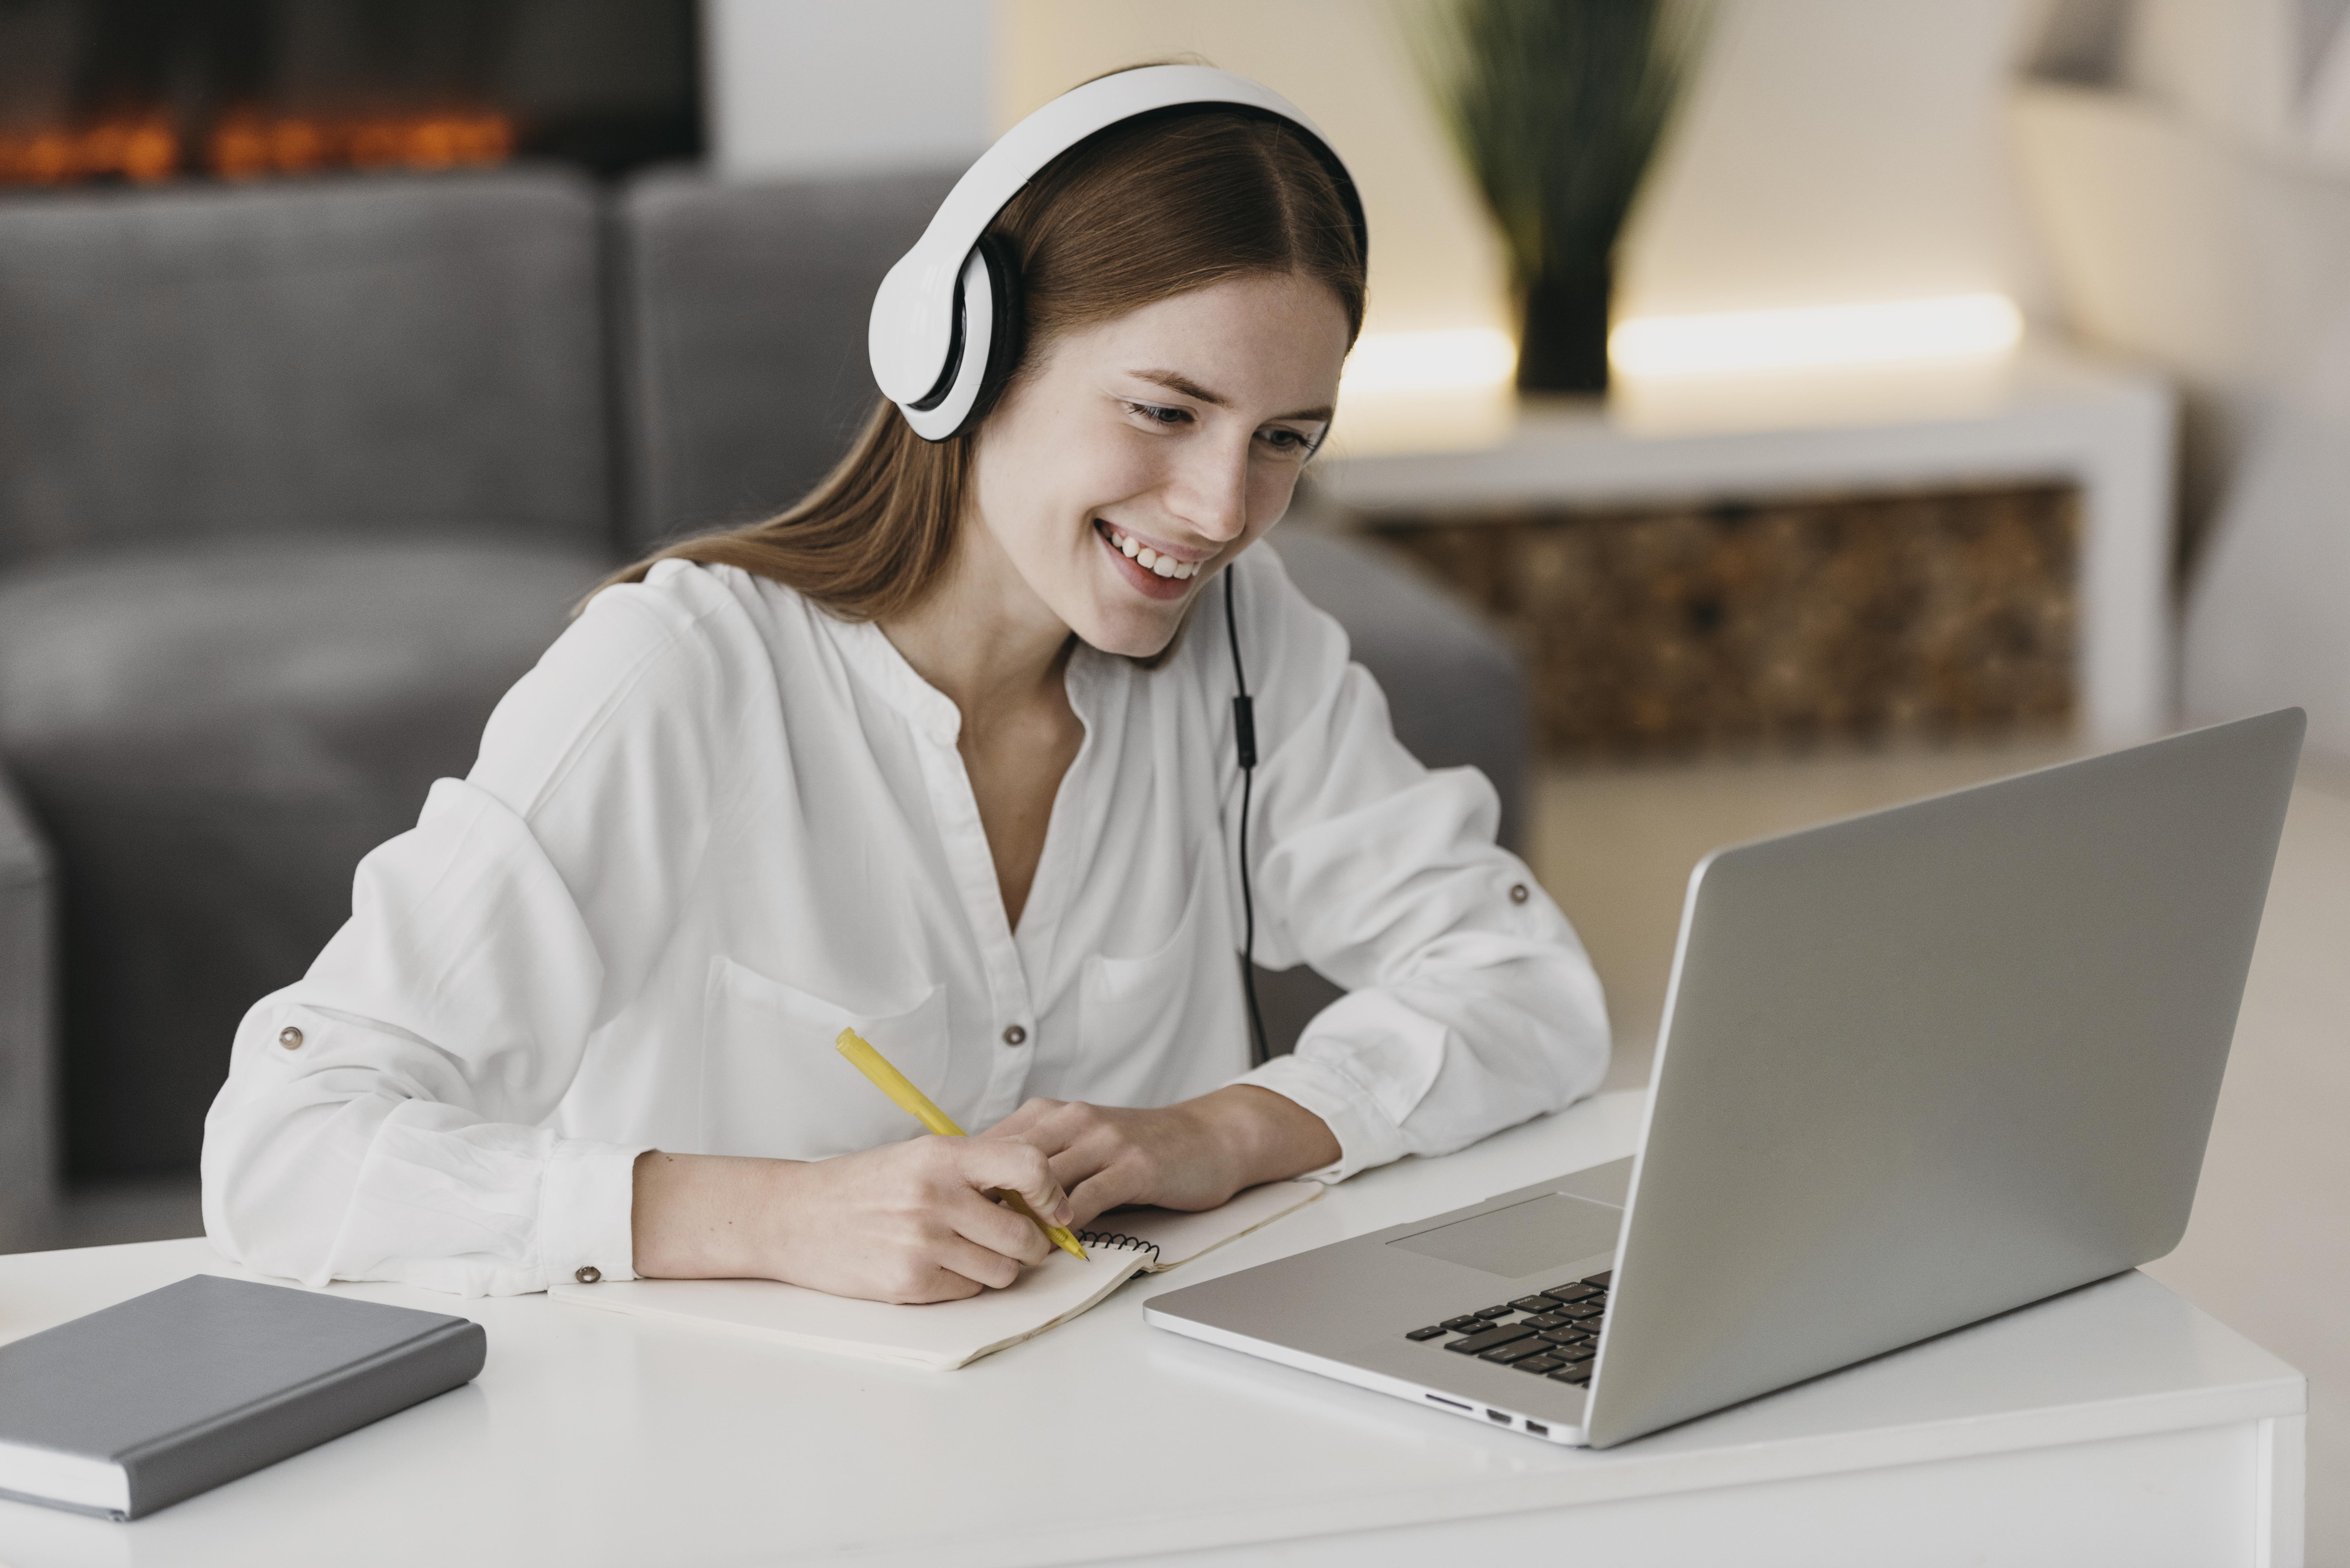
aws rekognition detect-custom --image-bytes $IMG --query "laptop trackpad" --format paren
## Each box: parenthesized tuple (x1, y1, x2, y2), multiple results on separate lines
(1387, 1192, 1623, 1279)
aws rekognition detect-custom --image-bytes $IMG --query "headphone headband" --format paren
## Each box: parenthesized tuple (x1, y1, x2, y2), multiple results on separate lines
(868, 65, 1364, 440)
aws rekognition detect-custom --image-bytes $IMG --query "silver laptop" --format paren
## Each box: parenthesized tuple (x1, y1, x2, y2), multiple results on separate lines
(1147, 710, 2304, 1447)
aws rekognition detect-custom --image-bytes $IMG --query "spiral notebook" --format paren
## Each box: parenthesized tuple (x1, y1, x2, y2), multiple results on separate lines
(549, 1179, 1321, 1370)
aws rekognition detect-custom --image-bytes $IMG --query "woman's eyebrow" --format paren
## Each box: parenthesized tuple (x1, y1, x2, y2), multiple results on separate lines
(1132, 368, 1227, 405)
(1129, 368, 1333, 424)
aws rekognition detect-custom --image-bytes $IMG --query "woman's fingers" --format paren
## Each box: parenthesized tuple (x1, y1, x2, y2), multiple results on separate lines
(1048, 1136, 1137, 1222)
(1067, 1160, 1153, 1226)
(987, 1102, 1121, 1183)
(945, 1135, 1074, 1227)
(931, 1232, 1028, 1292)
(941, 1183, 1052, 1267)
(976, 1103, 1167, 1226)
(974, 1099, 1048, 1140)
(977, 1097, 1076, 1147)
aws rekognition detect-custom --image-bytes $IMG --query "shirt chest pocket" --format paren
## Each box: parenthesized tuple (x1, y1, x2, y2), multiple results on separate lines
(1078, 848, 1250, 1104)
(700, 957, 949, 1159)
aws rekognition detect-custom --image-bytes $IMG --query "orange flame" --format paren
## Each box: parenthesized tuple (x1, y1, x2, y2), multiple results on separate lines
(210, 111, 512, 178)
(0, 118, 180, 185)
(0, 111, 513, 187)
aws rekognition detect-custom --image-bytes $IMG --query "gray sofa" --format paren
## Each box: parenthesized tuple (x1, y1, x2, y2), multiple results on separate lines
(0, 162, 1525, 1246)
(0, 170, 617, 1209)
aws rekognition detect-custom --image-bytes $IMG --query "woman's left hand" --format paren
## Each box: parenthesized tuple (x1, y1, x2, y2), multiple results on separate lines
(978, 1085, 1339, 1226)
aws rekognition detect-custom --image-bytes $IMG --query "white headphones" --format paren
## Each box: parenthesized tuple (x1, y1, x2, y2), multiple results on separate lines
(866, 65, 1366, 441)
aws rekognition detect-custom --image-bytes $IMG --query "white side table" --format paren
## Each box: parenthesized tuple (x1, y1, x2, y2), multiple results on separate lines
(1320, 347, 2177, 744)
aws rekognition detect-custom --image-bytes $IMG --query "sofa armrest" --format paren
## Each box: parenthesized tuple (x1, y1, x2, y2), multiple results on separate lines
(0, 763, 56, 1251)
(1273, 528, 1530, 851)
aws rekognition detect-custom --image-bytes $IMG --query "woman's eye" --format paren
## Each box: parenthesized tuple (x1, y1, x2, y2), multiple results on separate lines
(1258, 427, 1313, 453)
(1126, 401, 1190, 426)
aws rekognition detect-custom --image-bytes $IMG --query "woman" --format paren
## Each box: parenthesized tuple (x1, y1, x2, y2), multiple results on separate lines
(201, 68, 1609, 1303)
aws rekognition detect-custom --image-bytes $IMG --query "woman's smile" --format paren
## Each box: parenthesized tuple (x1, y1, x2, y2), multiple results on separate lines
(1095, 518, 1204, 600)
(965, 271, 1348, 658)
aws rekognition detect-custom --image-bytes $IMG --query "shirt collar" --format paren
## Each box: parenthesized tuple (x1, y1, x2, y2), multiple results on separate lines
(829, 615, 1121, 749)
(831, 617, 963, 749)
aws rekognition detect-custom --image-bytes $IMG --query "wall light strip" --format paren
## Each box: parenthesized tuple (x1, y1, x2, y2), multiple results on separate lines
(1341, 328, 1518, 395)
(1609, 293, 2024, 379)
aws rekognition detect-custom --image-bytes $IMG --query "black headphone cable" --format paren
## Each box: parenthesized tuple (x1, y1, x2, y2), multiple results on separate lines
(1225, 568, 1271, 1069)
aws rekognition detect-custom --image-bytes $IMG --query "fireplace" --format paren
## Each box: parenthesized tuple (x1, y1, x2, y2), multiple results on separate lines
(0, 0, 701, 188)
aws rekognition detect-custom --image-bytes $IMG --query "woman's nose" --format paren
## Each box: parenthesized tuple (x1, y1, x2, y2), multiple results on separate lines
(1166, 438, 1251, 542)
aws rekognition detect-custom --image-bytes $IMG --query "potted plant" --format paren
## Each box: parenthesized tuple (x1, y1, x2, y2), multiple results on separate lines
(1421, 0, 1709, 394)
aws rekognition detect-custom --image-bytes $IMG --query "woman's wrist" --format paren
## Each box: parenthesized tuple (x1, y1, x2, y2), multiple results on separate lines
(1183, 1084, 1341, 1195)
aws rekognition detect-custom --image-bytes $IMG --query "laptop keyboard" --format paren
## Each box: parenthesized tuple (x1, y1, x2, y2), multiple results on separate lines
(1402, 1271, 1610, 1385)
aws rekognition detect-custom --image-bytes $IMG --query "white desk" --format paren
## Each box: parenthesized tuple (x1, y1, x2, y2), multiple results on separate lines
(1318, 348, 2176, 746)
(0, 1091, 2303, 1568)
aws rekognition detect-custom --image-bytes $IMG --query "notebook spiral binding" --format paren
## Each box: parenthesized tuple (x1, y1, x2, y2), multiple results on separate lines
(1076, 1230, 1161, 1264)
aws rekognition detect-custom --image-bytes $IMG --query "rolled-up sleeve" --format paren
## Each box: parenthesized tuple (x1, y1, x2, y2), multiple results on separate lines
(201, 572, 737, 1295)
(1231, 551, 1610, 1180)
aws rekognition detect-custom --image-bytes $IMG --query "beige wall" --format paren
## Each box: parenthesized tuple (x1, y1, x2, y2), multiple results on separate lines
(993, 0, 1513, 342)
(999, 0, 2063, 344)
(1618, 0, 2056, 323)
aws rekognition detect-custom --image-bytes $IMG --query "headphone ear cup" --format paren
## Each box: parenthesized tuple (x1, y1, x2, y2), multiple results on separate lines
(967, 233, 1025, 428)
(898, 251, 994, 441)
(897, 237, 1025, 442)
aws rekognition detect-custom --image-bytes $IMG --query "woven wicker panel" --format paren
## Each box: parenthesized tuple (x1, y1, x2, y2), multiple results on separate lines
(1365, 483, 2078, 756)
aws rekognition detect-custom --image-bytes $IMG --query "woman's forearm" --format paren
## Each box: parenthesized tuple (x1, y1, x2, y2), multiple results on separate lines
(630, 1140, 1075, 1302)
(1184, 1084, 1341, 1192)
(631, 1150, 782, 1279)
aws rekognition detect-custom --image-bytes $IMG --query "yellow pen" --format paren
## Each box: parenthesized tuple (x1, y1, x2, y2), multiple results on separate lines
(835, 1027, 1089, 1262)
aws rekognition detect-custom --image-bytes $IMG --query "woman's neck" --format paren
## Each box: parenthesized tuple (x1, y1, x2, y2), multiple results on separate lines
(878, 516, 1074, 736)
(880, 516, 1086, 932)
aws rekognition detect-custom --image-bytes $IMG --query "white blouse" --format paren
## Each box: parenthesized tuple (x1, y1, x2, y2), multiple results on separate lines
(201, 547, 1609, 1296)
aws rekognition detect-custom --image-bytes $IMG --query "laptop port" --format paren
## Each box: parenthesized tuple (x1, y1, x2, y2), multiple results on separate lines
(1525, 1421, 1549, 1437)
(1486, 1409, 1510, 1424)
(1425, 1394, 1470, 1411)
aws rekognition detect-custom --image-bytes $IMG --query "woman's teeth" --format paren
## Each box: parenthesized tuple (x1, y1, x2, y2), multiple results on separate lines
(1105, 525, 1198, 580)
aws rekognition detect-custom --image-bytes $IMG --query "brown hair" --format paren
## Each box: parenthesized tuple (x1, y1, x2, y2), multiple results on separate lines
(599, 96, 1366, 619)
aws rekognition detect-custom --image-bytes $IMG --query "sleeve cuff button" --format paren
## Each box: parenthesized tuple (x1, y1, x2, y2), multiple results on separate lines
(1509, 883, 1530, 904)
(575, 1266, 602, 1285)
(277, 1026, 304, 1050)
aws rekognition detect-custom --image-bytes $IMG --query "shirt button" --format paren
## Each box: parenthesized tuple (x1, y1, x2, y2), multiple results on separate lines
(1509, 883, 1531, 904)
(277, 1026, 304, 1050)
(1002, 1024, 1028, 1047)
(575, 1266, 602, 1285)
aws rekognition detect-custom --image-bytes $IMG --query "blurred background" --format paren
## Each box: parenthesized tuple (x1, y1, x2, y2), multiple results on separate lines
(1, 0, 2345, 1548)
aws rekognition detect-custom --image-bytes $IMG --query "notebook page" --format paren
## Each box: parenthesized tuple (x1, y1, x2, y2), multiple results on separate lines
(549, 1236, 1158, 1372)
(1077, 1179, 1323, 1271)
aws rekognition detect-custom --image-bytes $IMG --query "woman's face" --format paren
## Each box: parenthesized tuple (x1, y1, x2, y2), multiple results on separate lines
(967, 271, 1352, 658)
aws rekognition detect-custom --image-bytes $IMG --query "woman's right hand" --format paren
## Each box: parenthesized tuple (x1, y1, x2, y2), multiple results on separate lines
(629, 1138, 1074, 1303)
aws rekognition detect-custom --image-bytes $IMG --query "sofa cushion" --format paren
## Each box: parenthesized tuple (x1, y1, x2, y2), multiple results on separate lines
(0, 169, 613, 569)
(617, 166, 959, 549)
(0, 537, 609, 1177)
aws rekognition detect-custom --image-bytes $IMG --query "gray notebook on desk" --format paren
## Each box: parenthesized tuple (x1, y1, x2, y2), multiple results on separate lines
(0, 1273, 485, 1519)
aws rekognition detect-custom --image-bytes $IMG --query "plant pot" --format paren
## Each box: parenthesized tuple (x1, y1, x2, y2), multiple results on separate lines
(1516, 264, 1613, 395)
